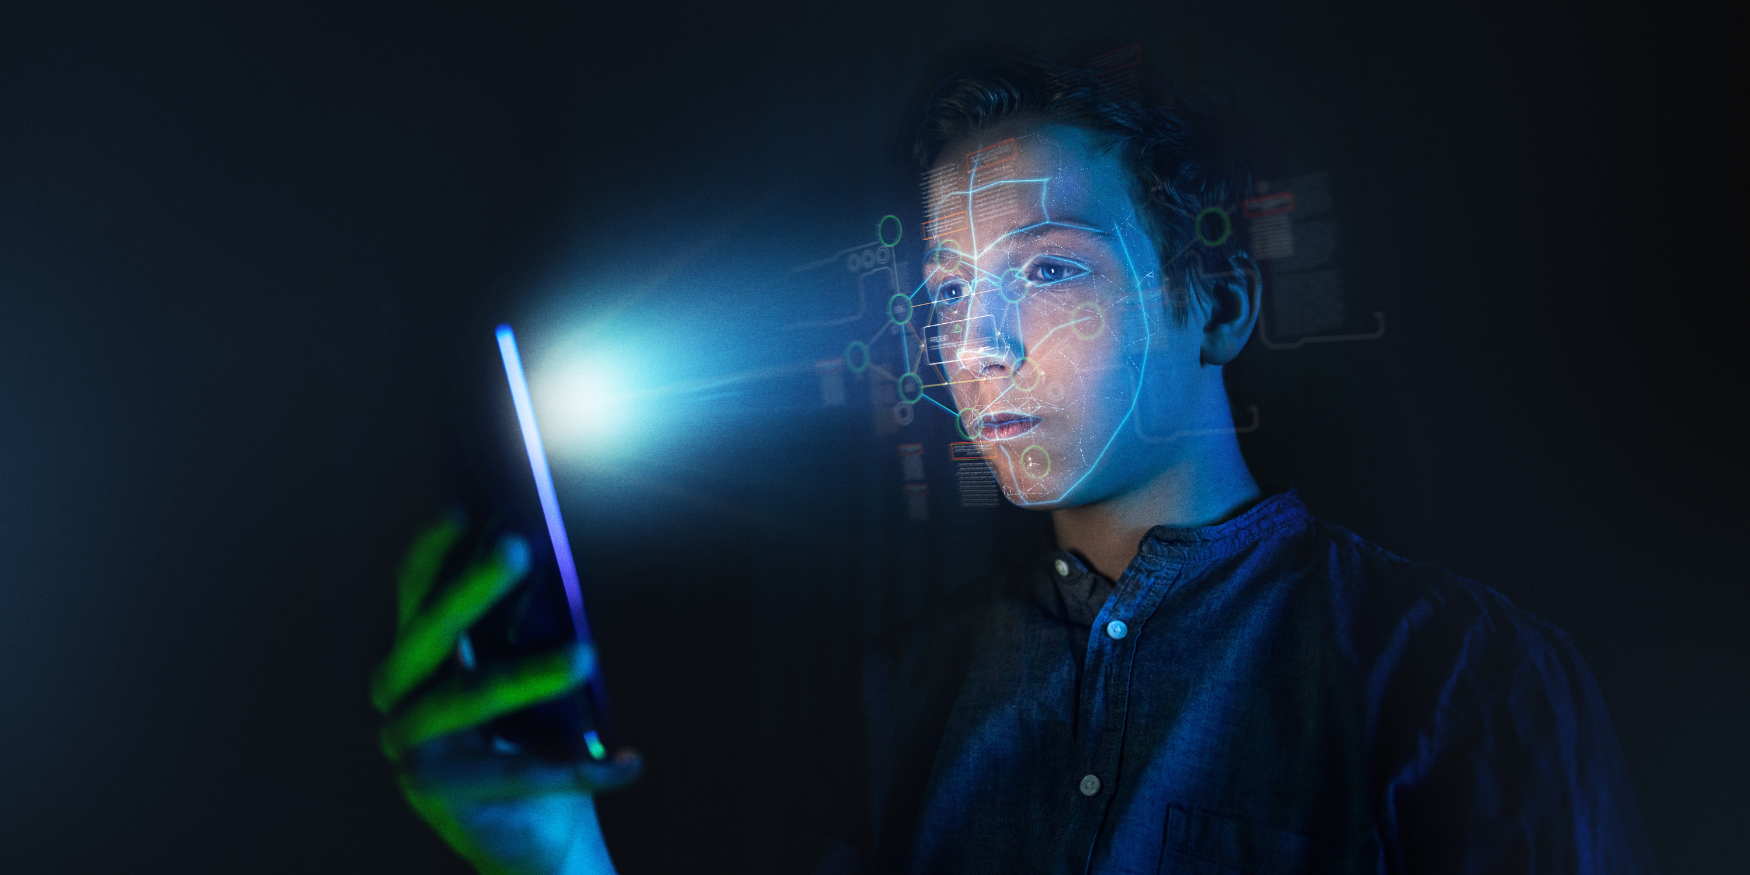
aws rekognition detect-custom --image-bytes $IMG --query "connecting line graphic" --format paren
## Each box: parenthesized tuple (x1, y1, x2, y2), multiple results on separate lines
(919, 392, 959, 417)
(864, 319, 894, 347)
(865, 363, 901, 386)
(1258, 310, 1385, 349)
(1133, 404, 1262, 444)
(922, 376, 997, 389)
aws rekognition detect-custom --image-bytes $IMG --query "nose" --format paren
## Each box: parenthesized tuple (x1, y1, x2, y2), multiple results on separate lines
(952, 281, 1022, 377)
(955, 341, 1011, 377)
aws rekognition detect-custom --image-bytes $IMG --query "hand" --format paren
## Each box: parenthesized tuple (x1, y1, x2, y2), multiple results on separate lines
(372, 516, 641, 875)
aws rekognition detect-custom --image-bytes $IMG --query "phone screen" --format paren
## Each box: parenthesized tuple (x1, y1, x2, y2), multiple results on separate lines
(436, 324, 614, 762)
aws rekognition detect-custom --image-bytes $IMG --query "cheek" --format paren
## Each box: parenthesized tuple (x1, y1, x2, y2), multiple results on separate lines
(1013, 302, 1084, 368)
(1027, 325, 1134, 410)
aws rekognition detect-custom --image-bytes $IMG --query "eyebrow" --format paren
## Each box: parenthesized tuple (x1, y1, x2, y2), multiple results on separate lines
(1022, 218, 1114, 238)
(920, 218, 1115, 265)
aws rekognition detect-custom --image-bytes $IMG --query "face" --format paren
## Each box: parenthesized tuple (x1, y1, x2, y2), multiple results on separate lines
(922, 122, 1204, 508)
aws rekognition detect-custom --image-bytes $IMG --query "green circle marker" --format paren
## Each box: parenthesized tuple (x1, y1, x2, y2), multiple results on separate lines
(999, 268, 1028, 304)
(1020, 444, 1051, 479)
(888, 293, 913, 326)
(956, 409, 977, 440)
(1013, 358, 1043, 392)
(1195, 206, 1232, 247)
(844, 340, 869, 374)
(898, 372, 923, 405)
(878, 215, 903, 247)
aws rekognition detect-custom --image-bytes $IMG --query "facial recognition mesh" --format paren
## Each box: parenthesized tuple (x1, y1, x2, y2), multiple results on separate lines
(792, 127, 1302, 515)
(920, 131, 1182, 508)
(795, 131, 1382, 519)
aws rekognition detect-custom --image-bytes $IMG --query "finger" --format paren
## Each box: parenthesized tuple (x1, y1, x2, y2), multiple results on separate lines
(372, 534, 531, 713)
(398, 748, 642, 800)
(380, 641, 595, 761)
(396, 512, 467, 634)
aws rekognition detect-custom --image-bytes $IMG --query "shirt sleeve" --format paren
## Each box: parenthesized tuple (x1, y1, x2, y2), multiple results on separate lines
(1380, 597, 1659, 874)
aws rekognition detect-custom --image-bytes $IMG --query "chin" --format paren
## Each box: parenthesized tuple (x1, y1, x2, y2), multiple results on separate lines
(995, 473, 1074, 509)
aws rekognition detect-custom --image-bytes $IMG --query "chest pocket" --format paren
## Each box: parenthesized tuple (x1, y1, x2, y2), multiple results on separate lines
(1157, 804, 1316, 875)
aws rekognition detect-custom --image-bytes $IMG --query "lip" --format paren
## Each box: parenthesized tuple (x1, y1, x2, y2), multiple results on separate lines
(979, 411, 1042, 441)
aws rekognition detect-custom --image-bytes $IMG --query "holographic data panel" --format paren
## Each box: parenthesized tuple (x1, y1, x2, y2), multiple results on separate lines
(1246, 171, 1386, 348)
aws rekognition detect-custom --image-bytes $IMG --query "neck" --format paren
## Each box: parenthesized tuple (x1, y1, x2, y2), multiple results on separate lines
(1049, 435, 1262, 581)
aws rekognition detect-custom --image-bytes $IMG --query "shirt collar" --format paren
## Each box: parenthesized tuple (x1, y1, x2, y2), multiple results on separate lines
(1029, 490, 1310, 625)
(1134, 489, 1311, 566)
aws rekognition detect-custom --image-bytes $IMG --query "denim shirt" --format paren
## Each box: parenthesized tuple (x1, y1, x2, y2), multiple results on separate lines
(813, 492, 1656, 874)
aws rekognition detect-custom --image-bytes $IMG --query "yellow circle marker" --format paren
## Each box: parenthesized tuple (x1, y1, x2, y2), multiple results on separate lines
(1020, 444, 1051, 479)
(1072, 301, 1104, 339)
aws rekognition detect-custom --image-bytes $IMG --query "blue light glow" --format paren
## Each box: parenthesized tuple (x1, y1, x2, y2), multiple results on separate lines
(535, 356, 629, 448)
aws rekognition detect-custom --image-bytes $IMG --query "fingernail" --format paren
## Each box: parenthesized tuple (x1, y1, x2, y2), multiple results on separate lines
(570, 641, 597, 677)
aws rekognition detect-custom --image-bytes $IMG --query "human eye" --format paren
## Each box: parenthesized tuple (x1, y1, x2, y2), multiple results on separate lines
(1023, 257, 1089, 286)
(931, 277, 970, 308)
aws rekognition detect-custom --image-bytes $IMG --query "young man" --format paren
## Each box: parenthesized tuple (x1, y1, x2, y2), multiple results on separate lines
(372, 56, 1656, 874)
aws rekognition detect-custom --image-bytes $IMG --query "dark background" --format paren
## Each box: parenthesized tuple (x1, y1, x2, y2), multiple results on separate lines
(0, 1, 1739, 872)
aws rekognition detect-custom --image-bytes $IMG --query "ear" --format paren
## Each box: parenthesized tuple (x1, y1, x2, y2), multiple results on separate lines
(1197, 253, 1261, 366)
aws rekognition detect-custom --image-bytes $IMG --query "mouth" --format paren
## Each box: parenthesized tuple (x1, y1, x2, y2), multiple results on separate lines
(979, 411, 1042, 441)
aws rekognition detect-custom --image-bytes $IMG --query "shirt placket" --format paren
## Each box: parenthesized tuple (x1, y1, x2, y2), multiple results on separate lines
(1061, 551, 1182, 874)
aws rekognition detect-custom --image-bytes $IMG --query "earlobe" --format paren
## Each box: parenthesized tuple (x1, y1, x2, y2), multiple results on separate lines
(1200, 254, 1261, 366)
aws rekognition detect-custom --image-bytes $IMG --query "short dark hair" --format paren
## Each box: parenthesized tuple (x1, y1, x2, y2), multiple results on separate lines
(913, 51, 1252, 325)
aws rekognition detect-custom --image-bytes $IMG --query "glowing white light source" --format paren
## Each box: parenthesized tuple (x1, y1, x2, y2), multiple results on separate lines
(532, 355, 631, 450)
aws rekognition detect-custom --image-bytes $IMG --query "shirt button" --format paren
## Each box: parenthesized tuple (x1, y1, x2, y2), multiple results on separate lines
(1079, 774, 1102, 796)
(1105, 619, 1129, 640)
(1054, 558, 1071, 577)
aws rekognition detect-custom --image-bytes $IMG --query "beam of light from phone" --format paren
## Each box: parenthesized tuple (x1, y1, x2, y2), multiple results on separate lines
(495, 324, 610, 726)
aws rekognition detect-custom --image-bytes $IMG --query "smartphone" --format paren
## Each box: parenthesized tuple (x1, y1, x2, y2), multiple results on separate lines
(437, 324, 614, 762)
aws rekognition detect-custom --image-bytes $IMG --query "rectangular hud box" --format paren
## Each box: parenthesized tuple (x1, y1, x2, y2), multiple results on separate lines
(926, 313, 997, 366)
